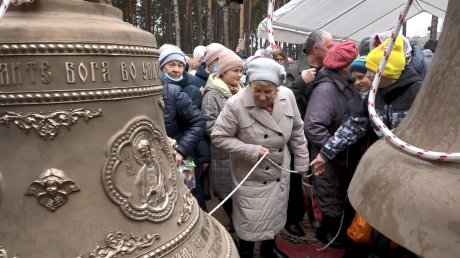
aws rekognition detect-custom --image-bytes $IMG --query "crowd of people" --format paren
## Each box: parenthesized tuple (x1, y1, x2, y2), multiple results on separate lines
(158, 31, 435, 258)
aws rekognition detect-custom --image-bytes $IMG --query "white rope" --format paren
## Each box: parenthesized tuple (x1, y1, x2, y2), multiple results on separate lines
(316, 209, 345, 251)
(209, 152, 312, 215)
(209, 153, 268, 216)
(209, 153, 311, 215)
(266, 157, 311, 177)
(368, 0, 460, 161)
(302, 177, 344, 251)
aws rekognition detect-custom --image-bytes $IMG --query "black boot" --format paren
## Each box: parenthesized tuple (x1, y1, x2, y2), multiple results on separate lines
(315, 215, 330, 243)
(284, 222, 305, 237)
(315, 215, 347, 248)
(260, 239, 288, 258)
(238, 239, 255, 258)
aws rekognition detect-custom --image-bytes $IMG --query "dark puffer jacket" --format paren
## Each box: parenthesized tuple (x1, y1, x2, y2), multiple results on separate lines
(374, 64, 422, 134)
(320, 64, 422, 163)
(163, 82, 205, 158)
(304, 67, 356, 217)
(304, 67, 356, 156)
(162, 72, 203, 109)
(162, 72, 210, 163)
(190, 62, 209, 90)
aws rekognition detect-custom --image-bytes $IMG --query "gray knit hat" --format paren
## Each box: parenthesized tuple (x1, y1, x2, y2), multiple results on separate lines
(246, 58, 286, 87)
(159, 47, 186, 69)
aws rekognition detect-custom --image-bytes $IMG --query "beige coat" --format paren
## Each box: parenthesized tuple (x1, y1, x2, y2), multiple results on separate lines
(211, 86, 309, 241)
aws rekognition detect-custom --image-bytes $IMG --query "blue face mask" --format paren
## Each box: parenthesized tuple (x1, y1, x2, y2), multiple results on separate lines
(213, 64, 219, 73)
(165, 73, 183, 82)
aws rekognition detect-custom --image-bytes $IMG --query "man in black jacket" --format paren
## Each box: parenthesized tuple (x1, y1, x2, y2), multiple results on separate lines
(284, 30, 334, 237)
(286, 30, 334, 119)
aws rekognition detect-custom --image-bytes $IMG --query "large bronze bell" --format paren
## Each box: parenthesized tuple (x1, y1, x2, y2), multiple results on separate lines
(0, 1, 238, 257)
(348, 1, 460, 257)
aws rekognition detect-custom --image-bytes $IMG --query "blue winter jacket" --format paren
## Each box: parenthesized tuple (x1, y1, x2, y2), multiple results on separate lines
(162, 71, 211, 163)
(162, 82, 205, 158)
(161, 72, 203, 109)
(189, 63, 209, 89)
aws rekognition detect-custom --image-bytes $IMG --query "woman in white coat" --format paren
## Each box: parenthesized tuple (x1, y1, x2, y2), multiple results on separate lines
(211, 58, 310, 258)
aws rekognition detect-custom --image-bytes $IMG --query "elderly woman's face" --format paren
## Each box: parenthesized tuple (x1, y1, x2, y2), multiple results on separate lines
(163, 61, 184, 79)
(251, 81, 277, 108)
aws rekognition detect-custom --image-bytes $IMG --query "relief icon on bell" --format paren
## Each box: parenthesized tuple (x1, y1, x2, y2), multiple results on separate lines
(133, 137, 167, 207)
(25, 168, 80, 212)
(102, 119, 178, 222)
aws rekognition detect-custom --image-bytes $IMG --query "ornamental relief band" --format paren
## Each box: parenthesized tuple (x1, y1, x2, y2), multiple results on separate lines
(0, 60, 160, 87)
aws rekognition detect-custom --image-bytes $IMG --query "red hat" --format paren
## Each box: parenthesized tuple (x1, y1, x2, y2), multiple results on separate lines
(323, 40, 358, 70)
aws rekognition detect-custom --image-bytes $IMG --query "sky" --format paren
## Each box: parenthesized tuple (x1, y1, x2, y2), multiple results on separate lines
(405, 12, 443, 38)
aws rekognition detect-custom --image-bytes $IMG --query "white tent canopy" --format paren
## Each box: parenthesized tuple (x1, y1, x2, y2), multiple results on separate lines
(258, 0, 448, 44)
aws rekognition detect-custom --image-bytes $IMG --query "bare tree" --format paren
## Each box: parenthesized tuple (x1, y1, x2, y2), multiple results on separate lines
(197, 0, 204, 45)
(173, 0, 181, 47)
(127, 0, 134, 24)
(144, 0, 152, 33)
(207, 0, 213, 43)
(112, 0, 298, 55)
(185, 0, 192, 52)
(223, 5, 229, 47)
(430, 15, 439, 40)
(239, 4, 244, 39)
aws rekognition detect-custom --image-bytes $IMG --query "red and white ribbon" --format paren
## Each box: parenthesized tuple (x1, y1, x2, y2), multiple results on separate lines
(0, 0, 34, 22)
(265, 0, 280, 52)
(368, 0, 460, 161)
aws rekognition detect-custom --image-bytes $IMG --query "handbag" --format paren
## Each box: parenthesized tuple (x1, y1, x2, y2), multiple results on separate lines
(347, 212, 372, 244)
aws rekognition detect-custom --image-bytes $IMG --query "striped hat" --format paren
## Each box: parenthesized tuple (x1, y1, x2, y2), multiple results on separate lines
(349, 56, 367, 75)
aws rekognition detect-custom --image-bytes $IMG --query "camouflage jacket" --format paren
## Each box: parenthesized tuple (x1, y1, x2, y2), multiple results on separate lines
(320, 65, 422, 161)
